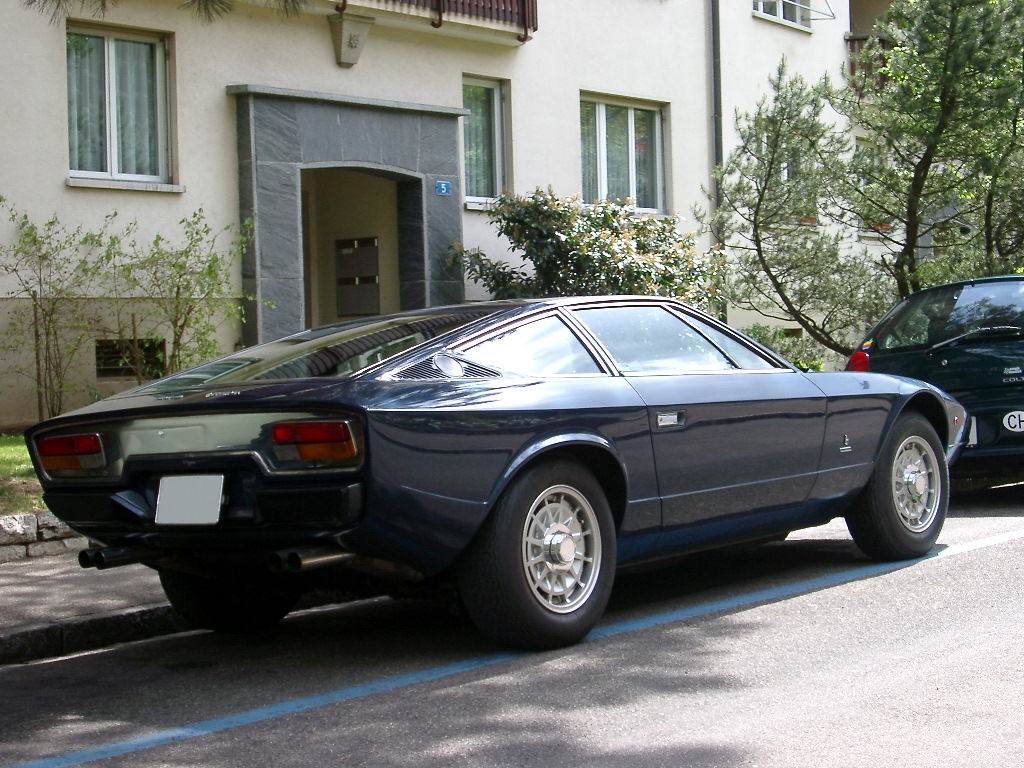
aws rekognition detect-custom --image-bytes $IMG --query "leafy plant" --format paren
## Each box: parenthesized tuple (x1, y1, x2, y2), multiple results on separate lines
(698, 61, 892, 355)
(96, 209, 252, 377)
(830, 0, 1024, 294)
(0, 196, 109, 419)
(453, 189, 724, 313)
(23, 0, 306, 23)
(741, 324, 837, 372)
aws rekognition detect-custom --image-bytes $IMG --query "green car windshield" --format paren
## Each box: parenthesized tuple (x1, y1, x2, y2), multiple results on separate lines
(873, 280, 1024, 351)
(136, 308, 500, 394)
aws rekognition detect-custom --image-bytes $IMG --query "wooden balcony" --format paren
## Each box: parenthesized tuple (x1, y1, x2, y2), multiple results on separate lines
(845, 33, 892, 84)
(339, 0, 538, 44)
(395, 0, 537, 33)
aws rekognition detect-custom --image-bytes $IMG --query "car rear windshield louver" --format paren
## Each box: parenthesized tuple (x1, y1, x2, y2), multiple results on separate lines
(393, 358, 500, 380)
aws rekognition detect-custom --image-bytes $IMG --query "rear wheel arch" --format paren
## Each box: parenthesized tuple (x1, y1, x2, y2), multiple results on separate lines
(489, 440, 628, 532)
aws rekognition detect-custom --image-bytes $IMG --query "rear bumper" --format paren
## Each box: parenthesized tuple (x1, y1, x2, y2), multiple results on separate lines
(43, 476, 364, 556)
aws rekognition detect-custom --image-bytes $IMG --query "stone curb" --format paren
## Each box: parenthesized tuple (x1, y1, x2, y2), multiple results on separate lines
(0, 603, 189, 666)
(0, 591, 359, 666)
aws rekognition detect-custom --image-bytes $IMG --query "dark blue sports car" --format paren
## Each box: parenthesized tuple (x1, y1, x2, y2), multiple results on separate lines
(26, 297, 967, 649)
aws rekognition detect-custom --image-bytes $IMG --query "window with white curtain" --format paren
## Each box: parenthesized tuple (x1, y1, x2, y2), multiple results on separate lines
(580, 98, 663, 212)
(462, 78, 504, 202)
(752, 1, 812, 29)
(66, 27, 170, 183)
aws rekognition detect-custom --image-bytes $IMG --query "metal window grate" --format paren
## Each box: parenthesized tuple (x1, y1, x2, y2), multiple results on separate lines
(95, 338, 166, 379)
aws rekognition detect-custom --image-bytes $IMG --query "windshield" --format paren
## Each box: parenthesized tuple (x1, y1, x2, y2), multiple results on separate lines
(136, 308, 502, 394)
(872, 280, 1024, 351)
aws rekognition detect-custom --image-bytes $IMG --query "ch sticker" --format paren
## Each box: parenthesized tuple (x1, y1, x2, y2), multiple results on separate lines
(1003, 411, 1024, 432)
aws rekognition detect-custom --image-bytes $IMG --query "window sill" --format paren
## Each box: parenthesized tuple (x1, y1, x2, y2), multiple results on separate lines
(751, 11, 813, 34)
(67, 177, 185, 194)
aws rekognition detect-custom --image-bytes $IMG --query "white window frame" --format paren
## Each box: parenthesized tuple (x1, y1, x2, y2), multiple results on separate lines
(580, 96, 665, 215)
(67, 25, 171, 184)
(462, 77, 505, 206)
(752, 1, 812, 31)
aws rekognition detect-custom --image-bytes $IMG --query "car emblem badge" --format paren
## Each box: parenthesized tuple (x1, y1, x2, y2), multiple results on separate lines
(204, 390, 242, 399)
(839, 434, 853, 453)
(1005, 367, 1022, 375)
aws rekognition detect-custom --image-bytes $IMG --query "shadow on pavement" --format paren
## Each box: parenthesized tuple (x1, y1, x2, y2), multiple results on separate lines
(948, 483, 1024, 518)
(0, 536, 900, 768)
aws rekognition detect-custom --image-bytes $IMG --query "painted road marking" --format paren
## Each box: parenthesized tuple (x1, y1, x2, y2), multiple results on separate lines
(9, 527, 1024, 768)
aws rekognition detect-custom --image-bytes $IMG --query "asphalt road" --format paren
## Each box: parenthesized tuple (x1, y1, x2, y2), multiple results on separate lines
(1, 485, 1022, 768)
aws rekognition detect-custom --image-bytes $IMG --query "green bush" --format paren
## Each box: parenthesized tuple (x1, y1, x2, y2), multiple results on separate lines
(453, 189, 724, 312)
(742, 324, 837, 372)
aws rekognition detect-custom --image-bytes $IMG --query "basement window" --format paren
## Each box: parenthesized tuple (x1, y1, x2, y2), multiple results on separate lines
(95, 338, 166, 379)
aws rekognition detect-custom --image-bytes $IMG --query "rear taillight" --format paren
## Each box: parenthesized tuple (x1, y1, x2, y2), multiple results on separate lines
(271, 420, 358, 463)
(846, 350, 871, 372)
(37, 433, 106, 473)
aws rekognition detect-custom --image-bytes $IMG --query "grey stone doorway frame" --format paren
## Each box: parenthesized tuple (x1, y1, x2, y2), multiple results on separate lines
(229, 84, 467, 345)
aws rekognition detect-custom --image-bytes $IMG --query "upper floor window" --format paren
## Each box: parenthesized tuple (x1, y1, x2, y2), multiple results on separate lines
(580, 98, 664, 212)
(462, 78, 505, 202)
(67, 26, 170, 183)
(752, 1, 812, 29)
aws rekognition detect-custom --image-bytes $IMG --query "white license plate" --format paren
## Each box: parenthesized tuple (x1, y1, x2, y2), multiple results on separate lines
(155, 475, 224, 525)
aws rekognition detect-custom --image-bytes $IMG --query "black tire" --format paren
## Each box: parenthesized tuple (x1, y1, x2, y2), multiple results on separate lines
(846, 412, 949, 560)
(158, 569, 300, 633)
(457, 459, 616, 650)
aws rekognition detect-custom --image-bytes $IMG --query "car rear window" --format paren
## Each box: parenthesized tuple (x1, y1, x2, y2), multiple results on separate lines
(873, 280, 1024, 351)
(462, 315, 601, 376)
(138, 308, 501, 393)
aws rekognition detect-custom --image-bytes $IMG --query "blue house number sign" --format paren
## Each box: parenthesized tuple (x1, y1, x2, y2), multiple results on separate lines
(434, 180, 453, 196)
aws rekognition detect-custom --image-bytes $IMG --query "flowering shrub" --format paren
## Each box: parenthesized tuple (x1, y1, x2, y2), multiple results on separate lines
(453, 189, 724, 312)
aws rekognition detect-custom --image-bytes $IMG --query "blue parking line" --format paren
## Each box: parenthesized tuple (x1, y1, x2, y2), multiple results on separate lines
(10, 528, 1024, 768)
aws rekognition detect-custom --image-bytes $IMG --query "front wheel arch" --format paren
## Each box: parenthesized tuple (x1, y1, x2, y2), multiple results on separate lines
(896, 392, 950, 448)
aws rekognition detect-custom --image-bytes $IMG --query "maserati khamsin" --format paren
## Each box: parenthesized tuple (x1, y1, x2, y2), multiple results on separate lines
(26, 297, 966, 649)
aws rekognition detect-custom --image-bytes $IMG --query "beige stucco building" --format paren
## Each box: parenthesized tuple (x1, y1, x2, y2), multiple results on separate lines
(0, 0, 887, 427)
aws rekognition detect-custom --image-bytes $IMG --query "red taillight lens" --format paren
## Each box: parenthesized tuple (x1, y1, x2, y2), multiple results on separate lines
(37, 433, 106, 472)
(271, 420, 358, 463)
(846, 350, 871, 372)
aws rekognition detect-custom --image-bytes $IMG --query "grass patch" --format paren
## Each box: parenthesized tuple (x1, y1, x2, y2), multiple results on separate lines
(0, 434, 42, 517)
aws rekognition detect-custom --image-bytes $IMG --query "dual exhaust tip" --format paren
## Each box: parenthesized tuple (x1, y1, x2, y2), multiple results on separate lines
(79, 546, 156, 570)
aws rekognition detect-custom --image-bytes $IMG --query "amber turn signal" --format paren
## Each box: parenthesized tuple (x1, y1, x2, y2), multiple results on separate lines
(37, 433, 106, 473)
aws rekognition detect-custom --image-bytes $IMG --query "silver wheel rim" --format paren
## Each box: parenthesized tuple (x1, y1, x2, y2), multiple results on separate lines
(521, 484, 602, 615)
(891, 436, 941, 533)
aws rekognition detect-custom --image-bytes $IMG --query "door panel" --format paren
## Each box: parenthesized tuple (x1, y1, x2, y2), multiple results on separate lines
(627, 372, 827, 527)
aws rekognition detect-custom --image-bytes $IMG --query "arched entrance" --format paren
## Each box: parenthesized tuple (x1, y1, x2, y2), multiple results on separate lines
(231, 85, 467, 344)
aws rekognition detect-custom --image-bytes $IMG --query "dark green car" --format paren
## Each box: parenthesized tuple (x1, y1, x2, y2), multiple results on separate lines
(847, 275, 1024, 478)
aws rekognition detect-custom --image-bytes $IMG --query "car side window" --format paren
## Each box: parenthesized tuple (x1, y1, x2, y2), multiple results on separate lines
(682, 315, 780, 370)
(462, 315, 602, 376)
(575, 306, 734, 373)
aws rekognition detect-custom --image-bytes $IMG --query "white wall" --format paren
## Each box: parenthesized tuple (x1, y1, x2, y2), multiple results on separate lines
(0, 0, 871, 420)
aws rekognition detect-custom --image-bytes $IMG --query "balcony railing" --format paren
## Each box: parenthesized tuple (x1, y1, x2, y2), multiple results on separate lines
(845, 33, 893, 82)
(383, 0, 538, 37)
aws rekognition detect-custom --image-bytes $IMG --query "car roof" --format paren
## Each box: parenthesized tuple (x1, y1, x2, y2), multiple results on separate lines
(903, 274, 1024, 298)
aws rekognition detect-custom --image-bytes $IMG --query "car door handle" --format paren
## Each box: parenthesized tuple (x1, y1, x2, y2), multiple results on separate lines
(657, 410, 687, 429)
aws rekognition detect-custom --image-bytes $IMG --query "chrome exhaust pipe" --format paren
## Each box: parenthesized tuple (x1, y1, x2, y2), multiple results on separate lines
(79, 546, 157, 570)
(268, 547, 356, 573)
